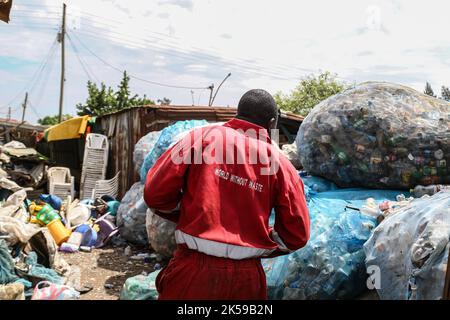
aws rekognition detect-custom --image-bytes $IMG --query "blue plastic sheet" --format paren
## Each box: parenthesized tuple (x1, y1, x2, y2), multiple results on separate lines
(263, 176, 404, 300)
(140, 120, 208, 181)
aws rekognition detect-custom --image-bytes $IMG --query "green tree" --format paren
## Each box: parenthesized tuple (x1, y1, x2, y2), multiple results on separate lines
(38, 114, 73, 125)
(76, 71, 156, 116)
(424, 82, 436, 97)
(274, 72, 346, 117)
(441, 86, 450, 101)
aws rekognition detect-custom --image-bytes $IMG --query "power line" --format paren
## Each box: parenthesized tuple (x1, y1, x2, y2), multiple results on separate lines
(27, 99, 43, 119)
(73, 27, 295, 81)
(68, 11, 314, 79)
(0, 38, 58, 110)
(66, 33, 99, 83)
(69, 30, 210, 90)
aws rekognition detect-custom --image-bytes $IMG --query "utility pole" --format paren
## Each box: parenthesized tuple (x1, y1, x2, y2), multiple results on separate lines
(21, 92, 28, 122)
(7, 107, 11, 121)
(58, 3, 66, 123)
(210, 73, 231, 106)
(208, 84, 214, 106)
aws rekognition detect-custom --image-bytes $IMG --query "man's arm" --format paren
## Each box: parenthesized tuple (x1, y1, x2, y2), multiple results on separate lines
(268, 160, 310, 257)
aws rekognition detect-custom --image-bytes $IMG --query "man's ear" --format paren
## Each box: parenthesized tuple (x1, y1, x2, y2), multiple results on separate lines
(268, 117, 277, 131)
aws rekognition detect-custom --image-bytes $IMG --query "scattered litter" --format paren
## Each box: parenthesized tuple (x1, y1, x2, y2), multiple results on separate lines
(120, 270, 161, 300)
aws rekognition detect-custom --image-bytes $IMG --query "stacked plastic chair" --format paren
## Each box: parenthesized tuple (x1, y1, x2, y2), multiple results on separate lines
(47, 167, 75, 200)
(80, 134, 109, 200)
(91, 171, 120, 200)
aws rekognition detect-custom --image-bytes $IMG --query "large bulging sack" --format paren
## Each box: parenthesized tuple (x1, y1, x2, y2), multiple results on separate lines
(133, 131, 161, 175)
(139, 120, 208, 182)
(145, 209, 177, 258)
(116, 182, 148, 245)
(296, 82, 450, 189)
(364, 191, 450, 300)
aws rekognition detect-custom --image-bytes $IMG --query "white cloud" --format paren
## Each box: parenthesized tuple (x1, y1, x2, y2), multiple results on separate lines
(1, 0, 449, 123)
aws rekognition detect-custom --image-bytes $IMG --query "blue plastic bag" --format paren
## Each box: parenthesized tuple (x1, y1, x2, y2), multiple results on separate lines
(263, 175, 403, 300)
(140, 120, 208, 181)
(39, 194, 62, 211)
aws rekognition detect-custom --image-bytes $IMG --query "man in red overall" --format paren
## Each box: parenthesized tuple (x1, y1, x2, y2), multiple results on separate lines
(144, 89, 310, 300)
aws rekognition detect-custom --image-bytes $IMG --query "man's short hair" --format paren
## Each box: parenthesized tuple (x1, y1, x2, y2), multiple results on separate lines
(237, 89, 278, 127)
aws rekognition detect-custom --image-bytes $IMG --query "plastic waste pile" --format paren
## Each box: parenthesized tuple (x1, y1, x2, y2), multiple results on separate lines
(296, 82, 450, 190)
(0, 169, 121, 299)
(146, 209, 177, 258)
(116, 182, 148, 245)
(364, 191, 450, 300)
(262, 175, 403, 300)
(140, 120, 208, 181)
(133, 131, 161, 174)
(281, 143, 302, 170)
(0, 141, 49, 195)
(120, 120, 209, 250)
(120, 269, 161, 300)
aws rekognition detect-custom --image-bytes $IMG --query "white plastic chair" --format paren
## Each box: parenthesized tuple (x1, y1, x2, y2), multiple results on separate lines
(80, 134, 109, 199)
(47, 167, 75, 200)
(91, 171, 120, 199)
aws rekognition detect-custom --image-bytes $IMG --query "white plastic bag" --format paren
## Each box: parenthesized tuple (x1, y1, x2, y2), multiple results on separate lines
(31, 281, 80, 300)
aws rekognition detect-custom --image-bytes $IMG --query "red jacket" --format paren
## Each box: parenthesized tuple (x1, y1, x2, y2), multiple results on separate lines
(144, 118, 310, 260)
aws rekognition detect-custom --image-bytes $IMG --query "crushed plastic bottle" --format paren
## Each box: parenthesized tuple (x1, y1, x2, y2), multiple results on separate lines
(411, 184, 450, 198)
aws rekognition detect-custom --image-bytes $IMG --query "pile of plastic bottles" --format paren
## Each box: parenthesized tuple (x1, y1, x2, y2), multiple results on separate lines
(296, 82, 450, 190)
(263, 175, 402, 300)
(139, 120, 208, 181)
(133, 131, 161, 174)
(116, 182, 148, 245)
(364, 191, 450, 300)
(145, 209, 177, 258)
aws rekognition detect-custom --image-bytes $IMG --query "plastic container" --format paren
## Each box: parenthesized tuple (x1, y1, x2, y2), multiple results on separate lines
(36, 204, 61, 225)
(39, 194, 62, 211)
(67, 204, 90, 227)
(67, 231, 83, 247)
(75, 224, 98, 247)
(47, 219, 72, 245)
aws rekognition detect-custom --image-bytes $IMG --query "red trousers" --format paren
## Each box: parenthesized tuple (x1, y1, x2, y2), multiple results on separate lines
(156, 245, 268, 300)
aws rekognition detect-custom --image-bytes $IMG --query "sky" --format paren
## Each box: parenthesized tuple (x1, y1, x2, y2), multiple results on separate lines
(0, 0, 449, 124)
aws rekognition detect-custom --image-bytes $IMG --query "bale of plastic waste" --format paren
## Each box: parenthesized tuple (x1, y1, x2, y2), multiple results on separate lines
(120, 270, 161, 300)
(140, 120, 208, 181)
(116, 182, 148, 245)
(296, 82, 450, 190)
(281, 143, 302, 169)
(364, 191, 450, 300)
(146, 209, 177, 258)
(134, 131, 161, 174)
(262, 176, 402, 300)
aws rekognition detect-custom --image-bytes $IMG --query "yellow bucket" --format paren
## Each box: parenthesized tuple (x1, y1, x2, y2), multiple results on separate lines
(47, 219, 72, 245)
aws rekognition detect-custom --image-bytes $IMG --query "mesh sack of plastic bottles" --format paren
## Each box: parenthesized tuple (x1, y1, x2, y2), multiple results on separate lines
(296, 82, 450, 190)
(133, 131, 161, 174)
(140, 120, 208, 181)
(116, 182, 148, 245)
(145, 209, 177, 258)
(262, 176, 402, 300)
(364, 191, 450, 300)
(120, 270, 161, 300)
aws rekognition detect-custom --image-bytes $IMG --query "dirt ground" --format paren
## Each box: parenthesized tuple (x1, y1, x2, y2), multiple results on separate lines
(61, 244, 164, 300)
(60, 244, 378, 300)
